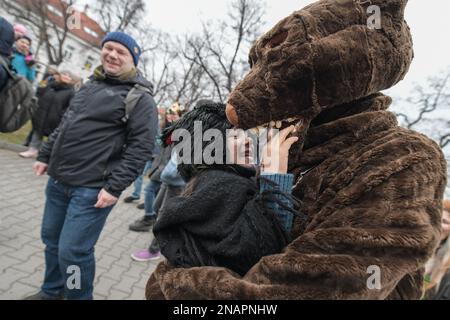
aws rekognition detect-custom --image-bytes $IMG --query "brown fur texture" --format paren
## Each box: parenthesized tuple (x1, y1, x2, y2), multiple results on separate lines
(228, 0, 413, 129)
(145, 0, 448, 300)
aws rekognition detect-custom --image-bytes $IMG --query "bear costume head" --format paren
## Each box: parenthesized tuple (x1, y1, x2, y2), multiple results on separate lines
(226, 0, 413, 130)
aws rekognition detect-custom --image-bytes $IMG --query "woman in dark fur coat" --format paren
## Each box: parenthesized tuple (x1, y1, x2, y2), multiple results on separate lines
(152, 101, 302, 276)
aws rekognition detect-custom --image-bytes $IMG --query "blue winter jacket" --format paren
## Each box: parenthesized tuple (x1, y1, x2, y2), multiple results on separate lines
(11, 49, 36, 83)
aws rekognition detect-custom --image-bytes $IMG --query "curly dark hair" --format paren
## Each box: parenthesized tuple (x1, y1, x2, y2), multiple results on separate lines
(160, 100, 234, 181)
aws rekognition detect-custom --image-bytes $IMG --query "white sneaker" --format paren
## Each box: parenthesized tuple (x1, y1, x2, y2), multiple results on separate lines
(19, 148, 38, 159)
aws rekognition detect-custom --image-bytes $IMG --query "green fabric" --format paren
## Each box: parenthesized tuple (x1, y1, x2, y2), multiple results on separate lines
(93, 65, 137, 81)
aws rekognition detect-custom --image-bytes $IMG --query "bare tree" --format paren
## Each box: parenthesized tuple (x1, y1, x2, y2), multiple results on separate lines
(96, 0, 265, 107)
(138, 33, 210, 109)
(168, 52, 211, 110)
(395, 69, 450, 198)
(441, 132, 450, 149)
(139, 0, 266, 108)
(184, 0, 265, 103)
(396, 69, 450, 150)
(1, 0, 76, 66)
(140, 39, 177, 106)
(93, 0, 145, 33)
(397, 73, 450, 130)
(90, 0, 264, 108)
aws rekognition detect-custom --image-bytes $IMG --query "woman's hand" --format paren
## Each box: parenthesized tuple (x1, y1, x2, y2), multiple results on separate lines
(261, 125, 299, 174)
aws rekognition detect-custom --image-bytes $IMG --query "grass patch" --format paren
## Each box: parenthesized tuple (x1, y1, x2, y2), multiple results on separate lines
(0, 121, 32, 145)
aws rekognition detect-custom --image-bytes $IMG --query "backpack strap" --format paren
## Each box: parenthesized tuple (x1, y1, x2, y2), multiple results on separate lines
(121, 84, 152, 124)
(0, 56, 14, 79)
(0, 56, 8, 68)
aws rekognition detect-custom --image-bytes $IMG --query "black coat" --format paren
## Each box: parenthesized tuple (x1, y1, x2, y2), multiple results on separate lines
(148, 146, 172, 182)
(0, 56, 8, 92)
(33, 82, 75, 136)
(0, 18, 14, 91)
(0, 17, 14, 57)
(153, 168, 290, 276)
(37, 72, 159, 197)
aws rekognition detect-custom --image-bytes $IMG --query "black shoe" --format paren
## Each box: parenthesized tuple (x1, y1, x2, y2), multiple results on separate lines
(136, 203, 145, 210)
(23, 291, 63, 300)
(124, 196, 140, 203)
(149, 237, 160, 254)
(129, 216, 156, 232)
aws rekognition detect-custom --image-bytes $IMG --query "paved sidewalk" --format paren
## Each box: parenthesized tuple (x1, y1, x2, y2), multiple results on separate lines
(0, 148, 158, 300)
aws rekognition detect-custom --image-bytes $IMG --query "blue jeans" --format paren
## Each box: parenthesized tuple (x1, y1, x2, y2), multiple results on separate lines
(144, 180, 161, 217)
(40, 177, 114, 300)
(131, 160, 153, 199)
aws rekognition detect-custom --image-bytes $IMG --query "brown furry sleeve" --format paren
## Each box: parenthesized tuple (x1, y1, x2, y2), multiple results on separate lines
(146, 135, 447, 300)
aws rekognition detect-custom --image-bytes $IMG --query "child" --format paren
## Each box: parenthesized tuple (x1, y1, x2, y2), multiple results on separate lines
(152, 101, 302, 276)
(11, 34, 36, 83)
(13, 24, 35, 68)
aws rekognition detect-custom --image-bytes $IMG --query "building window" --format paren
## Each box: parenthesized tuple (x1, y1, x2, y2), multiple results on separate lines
(84, 55, 95, 71)
(83, 27, 98, 38)
(64, 45, 75, 60)
(47, 4, 63, 17)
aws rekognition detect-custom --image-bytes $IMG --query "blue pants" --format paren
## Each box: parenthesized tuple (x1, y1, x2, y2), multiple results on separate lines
(144, 180, 161, 217)
(40, 177, 114, 300)
(131, 160, 153, 199)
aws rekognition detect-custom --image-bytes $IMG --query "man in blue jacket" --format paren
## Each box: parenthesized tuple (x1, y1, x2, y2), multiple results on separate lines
(27, 31, 159, 300)
(0, 17, 14, 91)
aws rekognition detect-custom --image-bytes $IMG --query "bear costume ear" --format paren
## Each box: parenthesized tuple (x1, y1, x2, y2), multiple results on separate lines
(226, 0, 412, 129)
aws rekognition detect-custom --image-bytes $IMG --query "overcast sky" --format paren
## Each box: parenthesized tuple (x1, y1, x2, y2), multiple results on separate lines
(134, 0, 450, 102)
(79, 0, 450, 102)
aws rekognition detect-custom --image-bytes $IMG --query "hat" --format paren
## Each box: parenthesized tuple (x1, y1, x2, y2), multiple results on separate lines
(14, 24, 28, 36)
(0, 17, 14, 56)
(101, 31, 141, 66)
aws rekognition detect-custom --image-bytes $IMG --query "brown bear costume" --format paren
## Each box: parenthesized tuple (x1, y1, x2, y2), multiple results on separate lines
(146, 0, 448, 299)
